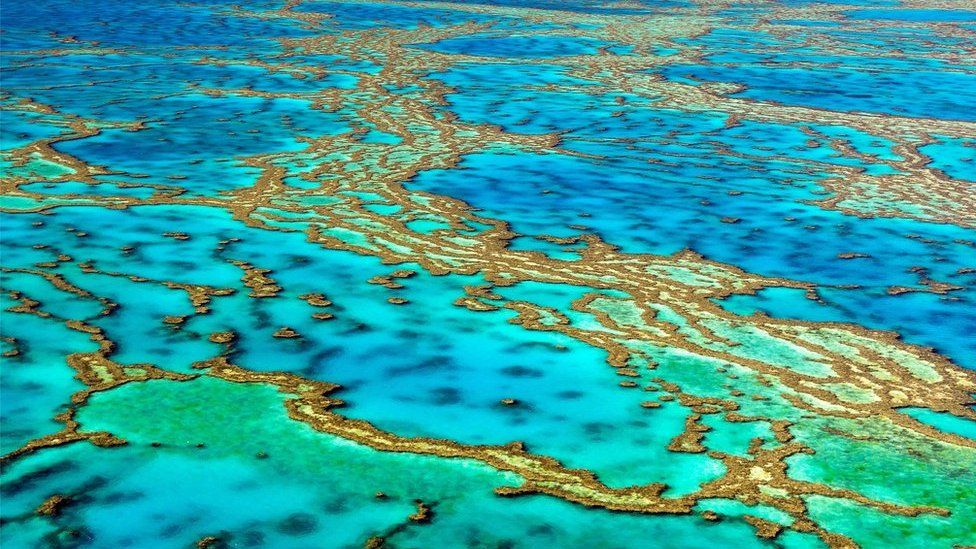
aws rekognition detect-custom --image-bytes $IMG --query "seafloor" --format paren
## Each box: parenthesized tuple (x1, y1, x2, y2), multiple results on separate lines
(1, 0, 975, 548)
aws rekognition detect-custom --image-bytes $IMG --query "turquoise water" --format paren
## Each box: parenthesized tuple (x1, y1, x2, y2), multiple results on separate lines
(3, 1, 976, 548)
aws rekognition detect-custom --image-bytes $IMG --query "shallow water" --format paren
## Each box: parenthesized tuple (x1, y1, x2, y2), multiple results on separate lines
(2, 1, 975, 548)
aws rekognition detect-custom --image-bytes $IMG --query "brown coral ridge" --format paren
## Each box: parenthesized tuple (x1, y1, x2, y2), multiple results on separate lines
(2, 230, 971, 545)
(0, 97, 178, 211)
(1, 333, 195, 464)
(35, 494, 73, 517)
(407, 500, 433, 523)
(361, 497, 434, 547)
(200, 360, 947, 548)
(15, 41, 963, 453)
(2, 1, 976, 546)
(3, 1, 975, 228)
(495, 278, 976, 451)
(299, 292, 333, 307)
(273, 326, 302, 338)
(0, 287, 196, 466)
(229, 259, 282, 298)
(5, 224, 965, 547)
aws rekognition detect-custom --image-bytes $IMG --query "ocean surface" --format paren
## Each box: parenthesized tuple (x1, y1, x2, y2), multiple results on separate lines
(1, 1, 975, 547)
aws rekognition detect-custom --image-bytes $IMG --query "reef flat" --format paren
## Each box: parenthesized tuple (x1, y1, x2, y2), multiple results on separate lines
(1, 0, 975, 547)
